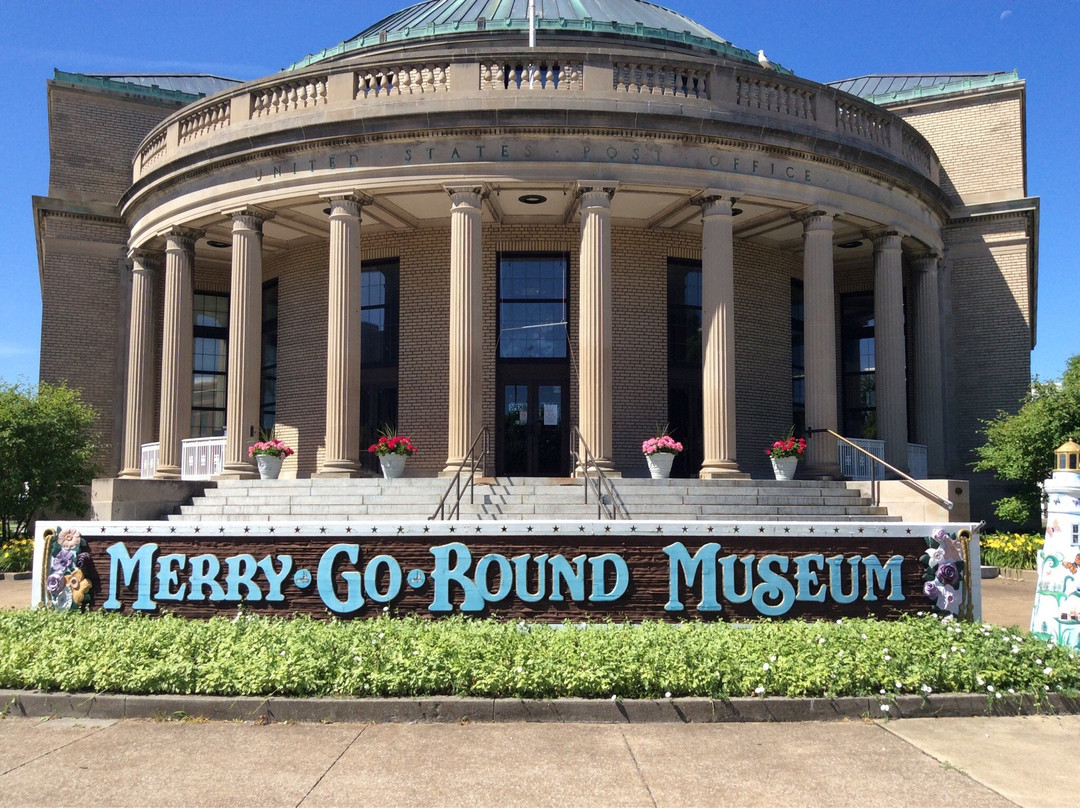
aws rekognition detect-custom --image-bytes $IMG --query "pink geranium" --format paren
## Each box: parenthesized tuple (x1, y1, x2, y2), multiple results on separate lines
(248, 438, 295, 458)
(642, 434, 683, 456)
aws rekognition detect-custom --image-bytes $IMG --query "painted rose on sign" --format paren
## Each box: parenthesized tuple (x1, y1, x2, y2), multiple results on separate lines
(921, 528, 970, 617)
(41, 526, 97, 611)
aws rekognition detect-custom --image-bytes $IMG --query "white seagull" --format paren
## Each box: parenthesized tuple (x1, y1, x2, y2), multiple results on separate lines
(757, 49, 774, 70)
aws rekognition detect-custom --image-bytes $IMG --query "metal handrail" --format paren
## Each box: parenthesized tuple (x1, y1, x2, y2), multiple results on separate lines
(809, 428, 953, 511)
(570, 427, 626, 519)
(430, 427, 489, 520)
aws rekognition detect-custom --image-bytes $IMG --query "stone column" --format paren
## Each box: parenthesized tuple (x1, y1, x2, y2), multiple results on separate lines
(800, 210, 840, 478)
(872, 230, 909, 472)
(441, 186, 484, 476)
(912, 251, 945, 476)
(219, 207, 272, 479)
(118, 249, 158, 478)
(155, 227, 202, 480)
(698, 195, 741, 478)
(577, 183, 618, 474)
(318, 195, 369, 477)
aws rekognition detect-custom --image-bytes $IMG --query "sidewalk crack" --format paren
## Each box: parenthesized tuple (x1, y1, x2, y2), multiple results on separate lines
(294, 724, 369, 807)
(619, 728, 658, 808)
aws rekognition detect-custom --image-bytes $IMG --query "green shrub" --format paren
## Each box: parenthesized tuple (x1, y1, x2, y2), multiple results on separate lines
(980, 532, 1043, 569)
(0, 536, 33, 573)
(0, 611, 1075, 700)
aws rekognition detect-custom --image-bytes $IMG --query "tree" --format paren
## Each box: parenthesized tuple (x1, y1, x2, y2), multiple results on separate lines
(0, 381, 99, 538)
(973, 355, 1080, 525)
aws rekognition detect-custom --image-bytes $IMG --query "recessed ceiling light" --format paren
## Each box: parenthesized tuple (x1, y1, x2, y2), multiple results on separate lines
(323, 207, 332, 215)
(837, 240, 863, 249)
(731, 208, 743, 216)
(205, 240, 231, 249)
(519, 194, 547, 205)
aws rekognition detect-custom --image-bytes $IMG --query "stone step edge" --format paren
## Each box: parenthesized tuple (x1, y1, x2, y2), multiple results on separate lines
(0, 690, 1070, 724)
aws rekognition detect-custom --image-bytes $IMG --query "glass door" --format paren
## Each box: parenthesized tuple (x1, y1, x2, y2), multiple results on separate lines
(498, 378, 568, 476)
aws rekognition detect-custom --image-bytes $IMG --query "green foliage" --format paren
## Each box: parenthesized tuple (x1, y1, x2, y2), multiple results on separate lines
(979, 532, 1044, 570)
(0, 611, 1076, 700)
(0, 536, 33, 572)
(0, 381, 99, 539)
(974, 355, 1080, 525)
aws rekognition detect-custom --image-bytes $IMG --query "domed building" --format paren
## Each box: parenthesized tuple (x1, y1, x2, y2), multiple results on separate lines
(33, 0, 1037, 518)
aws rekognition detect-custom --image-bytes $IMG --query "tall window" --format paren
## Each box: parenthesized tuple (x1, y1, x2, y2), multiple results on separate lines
(667, 259, 703, 478)
(260, 280, 278, 434)
(791, 280, 805, 435)
(498, 255, 568, 359)
(191, 293, 229, 437)
(841, 292, 876, 438)
(360, 260, 400, 473)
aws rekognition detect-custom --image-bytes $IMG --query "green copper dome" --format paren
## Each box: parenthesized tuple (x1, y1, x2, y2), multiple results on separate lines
(285, 0, 779, 72)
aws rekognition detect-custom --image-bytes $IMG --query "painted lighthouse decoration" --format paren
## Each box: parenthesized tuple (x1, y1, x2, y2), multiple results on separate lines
(1031, 440, 1080, 645)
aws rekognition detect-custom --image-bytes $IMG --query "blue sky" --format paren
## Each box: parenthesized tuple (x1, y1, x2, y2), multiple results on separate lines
(0, 1, 1076, 388)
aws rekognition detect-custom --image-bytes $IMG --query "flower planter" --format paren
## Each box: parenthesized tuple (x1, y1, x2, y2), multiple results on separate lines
(645, 452, 675, 479)
(770, 455, 798, 481)
(380, 454, 407, 479)
(255, 454, 283, 480)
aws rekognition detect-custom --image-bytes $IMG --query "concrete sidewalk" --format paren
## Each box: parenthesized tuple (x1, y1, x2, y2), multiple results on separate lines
(0, 714, 1074, 807)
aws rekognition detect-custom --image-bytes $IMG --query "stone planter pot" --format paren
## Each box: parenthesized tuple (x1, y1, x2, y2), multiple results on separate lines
(645, 452, 675, 479)
(255, 454, 283, 480)
(380, 453, 407, 479)
(770, 455, 798, 481)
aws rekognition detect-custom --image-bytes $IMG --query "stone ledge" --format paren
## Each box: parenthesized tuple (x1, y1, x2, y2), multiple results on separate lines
(1, 690, 1075, 724)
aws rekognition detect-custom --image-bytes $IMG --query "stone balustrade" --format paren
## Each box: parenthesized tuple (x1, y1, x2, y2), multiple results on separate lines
(613, 62, 705, 97)
(736, 75, 814, 120)
(835, 99, 891, 147)
(132, 55, 938, 186)
(251, 75, 328, 117)
(357, 64, 449, 97)
(177, 97, 231, 145)
(482, 61, 581, 91)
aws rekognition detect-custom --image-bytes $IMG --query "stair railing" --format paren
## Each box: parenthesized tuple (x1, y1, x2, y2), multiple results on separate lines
(570, 427, 627, 519)
(808, 428, 953, 512)
(430, 427, 489, 521)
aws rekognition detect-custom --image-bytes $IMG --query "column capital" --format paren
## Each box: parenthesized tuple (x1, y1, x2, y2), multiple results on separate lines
(320, 193, 373, 214)
(576, 181, 618, 202)
(159, 226, 205, 252)
(910, 250, 942, 272)
(794, 207, 841, 229)
(444, 184, 486, 205)
(222, 205, 274, 229)
(126, 247, 160, 271)
(866, 228, 906, 250)
(693, 193, 737, 216)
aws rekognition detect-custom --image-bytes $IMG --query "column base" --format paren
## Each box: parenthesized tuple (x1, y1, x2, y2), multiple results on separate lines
(154, 465, 182, 481)
(314, 460, 361, 478)
(216, 462, 258, 480)
(439, 462, 483, 478)
(572, 463, 621, 479)
(118, 467, 143, 480)
(698, 461, 749, 479)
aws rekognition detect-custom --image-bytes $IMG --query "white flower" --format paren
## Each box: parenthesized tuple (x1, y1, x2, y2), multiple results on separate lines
(927, 546, 945, 567)
(880, 704, 890, 713)
(1036, 658, 1043, 665)
(987, 685, 995, 693)
(995, 692, 1002, 699)
(754, 686, 765, 695)
(665, 691, 672, 699)
(763, 663, 770, 671)
(921, 684, 933, 694)
(976, 676, 985, 686)
(769, 655, 777, 662)
(1012, 645, 1020, 654)
(1008, 688, 1015, 694)
(884, 655, 892, 662)
(861, 633, 868, 640)
(895, 681, 903, 690)
(516, 666, 523, 674)
(879, 688, 886, 694)
(818, 637, 826, 644)
(611, 694, 617, 701)
(1044, 667, 1054, 675)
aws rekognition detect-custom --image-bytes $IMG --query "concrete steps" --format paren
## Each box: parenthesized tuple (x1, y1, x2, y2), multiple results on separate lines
(167, 476, 899, 523)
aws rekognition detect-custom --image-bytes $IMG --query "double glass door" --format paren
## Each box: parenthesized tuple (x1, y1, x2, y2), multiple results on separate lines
(498, 374, 568, 476)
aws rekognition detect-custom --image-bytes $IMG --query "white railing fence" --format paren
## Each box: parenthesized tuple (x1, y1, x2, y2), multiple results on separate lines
(139, 437, 226, 480)
(837, 438, 930, 480)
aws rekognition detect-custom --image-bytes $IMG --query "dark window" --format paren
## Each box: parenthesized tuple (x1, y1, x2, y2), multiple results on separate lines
(667, 259, 703, 478)
(360, 260, 400, 474)
(361, 261, 399, 367)
(791, 280, 805, 435)
(260, 280, 278, 434)
(191, 293, 228, 438)
(667, 261, 703, 366)
(498, 255, 568, 359)
(841, 292, 876, 439)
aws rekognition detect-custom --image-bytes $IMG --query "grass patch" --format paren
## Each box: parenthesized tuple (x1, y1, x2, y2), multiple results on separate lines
(0, 610, 1076, 700)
